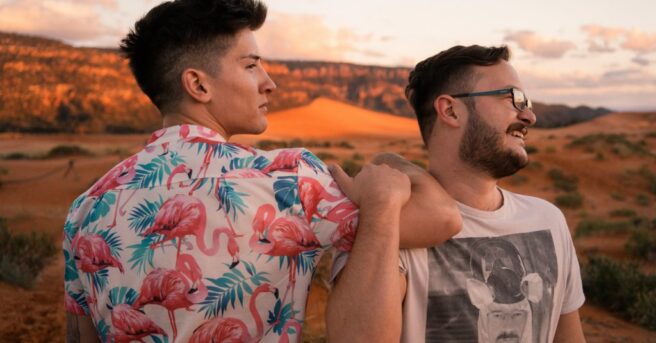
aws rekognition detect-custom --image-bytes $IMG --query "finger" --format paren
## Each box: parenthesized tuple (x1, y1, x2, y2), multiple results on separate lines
(328, 163, 355, 199)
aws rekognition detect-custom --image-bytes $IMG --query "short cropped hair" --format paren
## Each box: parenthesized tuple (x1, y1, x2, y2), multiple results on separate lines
(120, 0, 267, 111)
(405, 45, 510, 144)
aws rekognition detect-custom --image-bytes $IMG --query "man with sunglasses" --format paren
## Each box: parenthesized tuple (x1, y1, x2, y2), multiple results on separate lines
(331, 45, 585, 342)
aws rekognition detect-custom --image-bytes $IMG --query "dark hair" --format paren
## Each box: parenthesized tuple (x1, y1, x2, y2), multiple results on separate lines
(405, 45, 510, 144)
(120, 0, 267, 111)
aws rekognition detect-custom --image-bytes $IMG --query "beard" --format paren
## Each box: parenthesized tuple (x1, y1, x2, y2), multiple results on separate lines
(459, 106, 528, 179)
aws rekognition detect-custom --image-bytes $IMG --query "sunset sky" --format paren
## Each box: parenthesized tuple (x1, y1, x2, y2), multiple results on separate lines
(0, 0, 655, 111)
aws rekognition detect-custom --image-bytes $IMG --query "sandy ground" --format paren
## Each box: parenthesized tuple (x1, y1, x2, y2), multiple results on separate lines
(0, 101, 655, 342)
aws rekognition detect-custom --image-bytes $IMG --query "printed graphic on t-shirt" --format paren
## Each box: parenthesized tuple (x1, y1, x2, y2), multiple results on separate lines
(425, 230, 557, 343)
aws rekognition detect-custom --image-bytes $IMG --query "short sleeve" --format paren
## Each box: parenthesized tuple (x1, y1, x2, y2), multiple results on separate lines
(62, 213, 90, 316)
(558, 214, 585, 314)
(295, 149, 359, 253)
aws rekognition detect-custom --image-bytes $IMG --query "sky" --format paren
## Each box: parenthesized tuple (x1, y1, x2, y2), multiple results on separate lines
(0, 0, 655, 111)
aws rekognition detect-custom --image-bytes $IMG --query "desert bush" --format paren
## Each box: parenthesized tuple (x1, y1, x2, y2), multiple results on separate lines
(548, 168, 578, 192)
(351, 153, 364, 161)
(336, 141, 354, 149)
(525, 145, 539, 154)
(256, 139, 287, 150)
(545, 146, 556, 153)
(609, 208, 637, 218)
(568, 133, 650, 157)
(0, 218, 57, 288)
(507, 174, 528, 185)
(626, 227, 656, 262)
(1, 152, 31, 160)
(45, 145, 92, 158)
(527, 161, 543, 170)
(638, 165, 656, 195)
(288, 138, 303, 148)
(315, 151, 337, 161)
(610, 192, 626, 201)
(341, 159, 362, 177)
(595, 152, 605, 161)
(636, 194, 651, 207)
(575, 219, 634, 238)
(411, 159, 427, 170)
(583, 255, 656, 330)
(555, 191, 583, 209)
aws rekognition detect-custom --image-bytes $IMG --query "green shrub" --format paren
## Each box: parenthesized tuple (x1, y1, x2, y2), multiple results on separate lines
(626, 225, 656, 261)
(341, 159, 362, 177)
(336, 141, 355, 149)
(45, 145, 92, 158)
(351, 153, 364, 161)
(567, 133, 650, 157)
(1, 152, 31, 160)
(524, 145, 538, 154)
(256, 140, 287, 150)
(610, 192, 626, 201)
(608, 208, 637, 218)
(411, 159, 427, 170)
(636, 194, 651, 207)
(583, 255, 656, 330)
(315, 151, 337, 161)
(545, 146, 556, 153)
(0, 218, 57, 288)
(595, 152, 605, 161)
(527, 161, 543, 170)
(548, 168, 578, 192)
(508, 174, 528, 185)
(555, 191, 583, 209)
(638, 165, 656, 195)
(288, 139, 303, 148)
(575, 219, 633, 238)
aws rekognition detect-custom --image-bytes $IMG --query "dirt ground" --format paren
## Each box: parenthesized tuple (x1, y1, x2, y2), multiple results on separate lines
(0, 104, 655, 342)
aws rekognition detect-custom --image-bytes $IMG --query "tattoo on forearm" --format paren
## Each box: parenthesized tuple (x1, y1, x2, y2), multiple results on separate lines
(66, 315, 81, 343)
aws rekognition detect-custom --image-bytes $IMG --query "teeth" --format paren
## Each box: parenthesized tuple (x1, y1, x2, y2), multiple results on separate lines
(510, 131, 524, 139)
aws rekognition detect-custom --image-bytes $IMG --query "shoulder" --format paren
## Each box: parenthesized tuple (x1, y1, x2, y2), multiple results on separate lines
(503, 190, 567, 224)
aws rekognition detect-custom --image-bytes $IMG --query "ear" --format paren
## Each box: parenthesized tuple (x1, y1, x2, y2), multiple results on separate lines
(181, 68, 211, 103)
(466, 278, 494, 309)
(433, 95, 461, 128)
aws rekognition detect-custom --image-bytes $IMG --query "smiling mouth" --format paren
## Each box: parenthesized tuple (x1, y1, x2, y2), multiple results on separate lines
(507, 125, 528, 140)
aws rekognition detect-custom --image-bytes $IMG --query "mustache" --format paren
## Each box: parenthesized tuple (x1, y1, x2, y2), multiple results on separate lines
(506, 122, 528, 136)
(496, 331, 520, 340)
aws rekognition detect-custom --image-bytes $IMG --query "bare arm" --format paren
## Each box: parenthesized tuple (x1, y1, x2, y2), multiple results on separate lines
(553, 310, 586, 343)
(66, 313, 100, 343)
(371, 152, 462, 248)
(326, 163, 410, 342)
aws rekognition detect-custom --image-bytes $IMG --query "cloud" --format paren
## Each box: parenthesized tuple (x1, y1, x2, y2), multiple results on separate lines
(0, 0, 118, 43)
(503, 31, 576, 58)
(581, 25, 656, 54)
(255, 12, 386, 63)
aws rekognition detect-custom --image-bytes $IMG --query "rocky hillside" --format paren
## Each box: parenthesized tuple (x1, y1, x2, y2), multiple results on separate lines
(0, 31, 611, 133)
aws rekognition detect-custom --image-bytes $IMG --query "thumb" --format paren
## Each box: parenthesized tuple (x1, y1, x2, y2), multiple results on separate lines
(328, 164, 355, 200)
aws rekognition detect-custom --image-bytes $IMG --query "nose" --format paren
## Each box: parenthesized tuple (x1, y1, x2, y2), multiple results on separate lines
(260, 69, 276, 94)
(518, 108, 537, 127)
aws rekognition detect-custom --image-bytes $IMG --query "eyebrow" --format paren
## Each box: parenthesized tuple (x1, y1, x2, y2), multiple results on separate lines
(239, 54, 261, 61)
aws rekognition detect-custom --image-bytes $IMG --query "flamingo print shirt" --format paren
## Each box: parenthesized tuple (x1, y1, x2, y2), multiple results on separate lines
(63, 124, 358, 343)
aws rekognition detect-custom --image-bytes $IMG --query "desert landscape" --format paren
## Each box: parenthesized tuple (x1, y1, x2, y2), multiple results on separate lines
(0, 97, 654, 342)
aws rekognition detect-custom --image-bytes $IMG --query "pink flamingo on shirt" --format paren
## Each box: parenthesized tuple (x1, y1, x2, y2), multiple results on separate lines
(261, 149, 303, 174)
(108, 303, 167, 343)
(249, 204, 320, 321)
(166, 164, 193, 190)
(133, 253, 207, 342)
(142, 194, 241, 268)
(88, 155, 138, 228)
(298, 176, 344, 222)
(71, 233, 124, 309)
(188, 283, 279, 343)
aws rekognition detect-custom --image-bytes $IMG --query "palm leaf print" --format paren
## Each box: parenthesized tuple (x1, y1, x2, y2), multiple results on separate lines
(267, 300, 300, 335)
(89, 268, 109, 294)
(66, 287, 89, 314)
(83, 192, 116, 227)
(96, 319, 110, 343)
(228, 155, 269, 171)
(129, 155, 171, 189)
(273, 176, 300, 212)
(128, 196, 164, 235)
(151, 336, 170, 343)
(64, 219, 78, 242)
(200, 261, 270, 319)
(64, 249, 79, 282)
(213, 143, 239, 158)
(276, 250, 319, 276)
(93, 227, 123, 259)
(127, 235, 168, 275)
(301, 150, 326, 173)
(217, 179, 247, 221)
(168, 151, 184, 166)
(108, 286, 139, 306)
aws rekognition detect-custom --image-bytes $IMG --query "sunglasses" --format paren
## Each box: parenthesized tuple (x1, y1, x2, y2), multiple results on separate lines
(450, 87, 533, 112)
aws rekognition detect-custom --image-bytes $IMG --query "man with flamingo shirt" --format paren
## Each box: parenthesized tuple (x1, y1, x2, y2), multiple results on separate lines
(63, 0, 461, 342)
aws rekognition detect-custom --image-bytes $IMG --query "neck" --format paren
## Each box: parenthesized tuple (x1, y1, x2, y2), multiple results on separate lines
(428, 154, 503, 211)
(162, 109, 230, 141)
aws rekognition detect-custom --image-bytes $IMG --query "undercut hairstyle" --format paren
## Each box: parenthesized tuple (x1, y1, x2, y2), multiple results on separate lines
(120, 0, 267, 112)
(405, 45, 510, 144)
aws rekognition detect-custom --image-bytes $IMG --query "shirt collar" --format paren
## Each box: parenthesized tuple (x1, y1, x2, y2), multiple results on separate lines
(146, 124, 227, 147)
